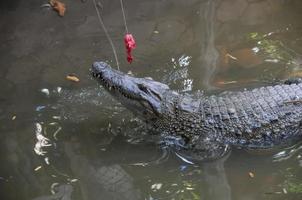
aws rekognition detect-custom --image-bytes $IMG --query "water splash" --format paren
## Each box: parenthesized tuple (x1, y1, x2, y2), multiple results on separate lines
(37, 86, 125, 123)
(163, 54, 193, 91)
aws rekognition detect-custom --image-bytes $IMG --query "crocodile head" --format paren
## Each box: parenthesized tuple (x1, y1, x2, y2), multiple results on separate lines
(91, 61, 172, 120)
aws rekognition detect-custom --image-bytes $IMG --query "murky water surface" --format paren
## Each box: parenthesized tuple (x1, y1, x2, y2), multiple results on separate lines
(1, 0, 302, 199)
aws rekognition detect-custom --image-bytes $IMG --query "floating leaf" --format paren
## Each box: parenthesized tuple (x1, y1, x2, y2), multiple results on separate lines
(49, 0, 66, 17)
(66, 74, 80, 82)
(34, 166, 42, 171)
(249, 32, 259, 39)
(248, 172, 255, 178)
(69, 178, 78, 183)
(216, 80, 238, 85)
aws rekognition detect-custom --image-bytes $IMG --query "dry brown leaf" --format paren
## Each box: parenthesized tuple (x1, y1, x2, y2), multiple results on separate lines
(66, 74, 80, 82)
(216, 80, 238, 85)
(49, 0, 66, 17)
(217, 46, 263, 69)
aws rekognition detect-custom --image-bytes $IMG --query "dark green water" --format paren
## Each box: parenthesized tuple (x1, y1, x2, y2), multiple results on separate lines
(0, 0, 302, 199)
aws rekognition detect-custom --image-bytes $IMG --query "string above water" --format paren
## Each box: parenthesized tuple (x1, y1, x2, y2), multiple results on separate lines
(93, 0, 136, 65)
(93, 0, 120, 70)
(120, 0, 128, 34)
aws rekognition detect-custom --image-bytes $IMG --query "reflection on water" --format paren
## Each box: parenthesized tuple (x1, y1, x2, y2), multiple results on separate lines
(1, 0, 302, 199)
(198, 0, 219, 90)
(202, 156, 231, 200)
(63, 140, 142, 200)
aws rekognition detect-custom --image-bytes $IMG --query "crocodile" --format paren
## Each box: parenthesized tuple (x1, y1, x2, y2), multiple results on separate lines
(91, 61, 302, 160)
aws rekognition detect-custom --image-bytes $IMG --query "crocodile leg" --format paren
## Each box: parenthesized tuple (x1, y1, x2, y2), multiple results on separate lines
(174, 137, 231, 161)
(284, 77, 302, 85)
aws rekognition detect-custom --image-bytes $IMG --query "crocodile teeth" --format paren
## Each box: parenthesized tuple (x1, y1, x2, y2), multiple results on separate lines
(109, 86, 112, 91)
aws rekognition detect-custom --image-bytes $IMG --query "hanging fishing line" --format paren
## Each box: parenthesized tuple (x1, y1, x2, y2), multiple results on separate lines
(120, 0, 128, 34)
(93, 0, 120, 70)
(93, 0, 136, 65)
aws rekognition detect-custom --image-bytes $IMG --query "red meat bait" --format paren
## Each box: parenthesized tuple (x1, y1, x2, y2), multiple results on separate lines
(124, 34, 136, 63)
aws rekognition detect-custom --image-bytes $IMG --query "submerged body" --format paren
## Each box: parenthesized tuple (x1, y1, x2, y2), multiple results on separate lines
(91, 62, 302, 160)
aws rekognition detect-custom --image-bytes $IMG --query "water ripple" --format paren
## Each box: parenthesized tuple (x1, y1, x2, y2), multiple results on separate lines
(273, 142, 302, 162)
(34, 123, 53, 156)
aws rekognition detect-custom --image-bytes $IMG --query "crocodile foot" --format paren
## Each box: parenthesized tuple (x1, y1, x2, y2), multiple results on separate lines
(284, 77, 302, 85)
